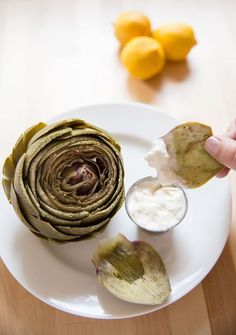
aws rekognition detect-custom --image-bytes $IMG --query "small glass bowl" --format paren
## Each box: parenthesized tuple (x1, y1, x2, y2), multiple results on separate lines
(125, 176, 188, 233)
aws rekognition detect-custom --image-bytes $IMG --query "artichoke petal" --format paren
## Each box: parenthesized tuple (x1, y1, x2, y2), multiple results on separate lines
(2, 178, 12, 202)
(28, 119, 85, 146)
(57, 218, 110, 236)
(2, 155, 15, 181)
(12, 122, 47, 166)
(2, 122, 46, 202)
(10, 183, 39, 233)
(92, 234, 171, 305)
(163, 122, 223, 188)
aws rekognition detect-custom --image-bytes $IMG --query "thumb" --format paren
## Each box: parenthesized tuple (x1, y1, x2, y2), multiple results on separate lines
(204, 135, 236, 169)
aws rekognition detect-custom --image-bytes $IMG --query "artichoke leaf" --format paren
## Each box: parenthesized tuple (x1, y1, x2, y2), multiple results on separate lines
(13, 154, 40, 221)
(2, 178, 12, 202)
(10, 183, 39, 233)
(81, 189, 124, 224)
(2, 155, 15, 181)
(37, 199, 89, 222)
(92, 234, 171, 305)
(29, 216, 82, 240)
(28, 119, 86, 146)
(71, 128, 121, 152)
(163, 122, 224, 188)
(2, 123, 47, 202)
(57, 218, 110, 236)
(12, 122, 47, 166)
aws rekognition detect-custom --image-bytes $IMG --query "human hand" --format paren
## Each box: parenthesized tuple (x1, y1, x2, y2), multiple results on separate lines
(204, 119, 236, 178)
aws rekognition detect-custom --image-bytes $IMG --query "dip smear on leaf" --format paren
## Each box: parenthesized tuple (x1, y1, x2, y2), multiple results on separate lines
(145, 122, 224, 189)
(163, 122, 223, 188)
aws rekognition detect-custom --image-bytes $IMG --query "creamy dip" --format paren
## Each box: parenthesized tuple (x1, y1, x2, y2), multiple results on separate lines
(145, 138, 176, 185)
(126, 178, 187, 232)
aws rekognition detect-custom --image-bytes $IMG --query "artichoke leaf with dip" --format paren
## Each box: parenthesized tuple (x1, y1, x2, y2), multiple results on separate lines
(146, 122, 223, 188)
(92, 234, 171, 305)
(2, 119, 125, 242)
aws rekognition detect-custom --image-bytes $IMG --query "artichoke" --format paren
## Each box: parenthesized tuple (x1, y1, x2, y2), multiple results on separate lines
(92, 234, 171, 305)
(2, 119, 125, 242)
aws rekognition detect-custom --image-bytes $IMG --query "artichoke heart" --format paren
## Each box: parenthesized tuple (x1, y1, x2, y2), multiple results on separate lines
(163, 122, 224, 188)
(2, 119, 125, 242)
(92, 234, 171, 305)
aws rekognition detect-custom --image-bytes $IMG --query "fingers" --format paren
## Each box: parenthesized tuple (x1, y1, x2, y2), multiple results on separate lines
(216, 167, 230, 178)
(204, 135, 236, 170)
(204, 119, 236, 178)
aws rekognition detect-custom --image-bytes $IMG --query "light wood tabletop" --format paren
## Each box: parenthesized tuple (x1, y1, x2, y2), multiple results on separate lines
(1, 0, 236, 334)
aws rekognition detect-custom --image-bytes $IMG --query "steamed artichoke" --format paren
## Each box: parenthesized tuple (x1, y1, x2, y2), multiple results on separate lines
(2, 119, 125, 242)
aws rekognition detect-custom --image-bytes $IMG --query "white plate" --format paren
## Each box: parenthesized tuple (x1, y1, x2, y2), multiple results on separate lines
(0, 102, 231, 319)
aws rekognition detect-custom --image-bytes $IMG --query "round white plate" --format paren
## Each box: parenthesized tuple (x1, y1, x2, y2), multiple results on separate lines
(0, 102, 231, 319)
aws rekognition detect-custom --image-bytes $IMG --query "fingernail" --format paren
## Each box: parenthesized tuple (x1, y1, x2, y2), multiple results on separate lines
(205, 136, 221, 155)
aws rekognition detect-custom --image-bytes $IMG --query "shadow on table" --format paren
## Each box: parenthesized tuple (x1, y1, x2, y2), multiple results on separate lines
(126, 60, 191, 103)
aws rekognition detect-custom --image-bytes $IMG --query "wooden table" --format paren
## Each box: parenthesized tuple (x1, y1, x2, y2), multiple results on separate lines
(1, 0, 236, 334)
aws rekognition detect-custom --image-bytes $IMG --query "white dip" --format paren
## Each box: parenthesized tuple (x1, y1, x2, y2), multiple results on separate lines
(126, 179, 187, 232)
(145, 138, 176, 185)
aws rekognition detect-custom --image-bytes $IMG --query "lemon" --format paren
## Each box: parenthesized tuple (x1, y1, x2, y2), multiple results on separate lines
(121, 36, 165, 80)
(114, 11, 151, 46)
(152, 23, 197, 61)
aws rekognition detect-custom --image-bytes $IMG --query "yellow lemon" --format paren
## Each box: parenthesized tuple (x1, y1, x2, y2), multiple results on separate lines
(121, 36, 165, 80)
(114, 11, 151, 46)
(152, 23, 197, 61)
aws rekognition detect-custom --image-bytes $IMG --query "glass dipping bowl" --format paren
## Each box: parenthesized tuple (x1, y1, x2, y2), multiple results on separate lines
(125, 176, 188, 233)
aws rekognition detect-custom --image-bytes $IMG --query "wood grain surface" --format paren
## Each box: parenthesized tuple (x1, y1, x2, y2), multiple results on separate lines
(1, 0, 236, 334)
